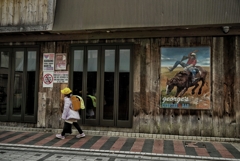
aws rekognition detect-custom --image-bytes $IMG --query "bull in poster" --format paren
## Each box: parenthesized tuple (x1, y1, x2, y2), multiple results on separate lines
(160, 47, 210, 109)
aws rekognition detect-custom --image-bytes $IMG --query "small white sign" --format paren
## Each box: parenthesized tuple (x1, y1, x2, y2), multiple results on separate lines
(53, 71, 68, 83)
(43, 53, 55, 71)
(43, 72, 54, 87)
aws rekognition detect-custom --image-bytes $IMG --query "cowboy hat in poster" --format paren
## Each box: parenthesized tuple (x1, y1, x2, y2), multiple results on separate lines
(160, 47, 210, 109)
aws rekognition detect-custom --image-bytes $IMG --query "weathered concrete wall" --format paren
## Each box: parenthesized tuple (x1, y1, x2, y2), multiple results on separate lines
(0, 0, 56, 32)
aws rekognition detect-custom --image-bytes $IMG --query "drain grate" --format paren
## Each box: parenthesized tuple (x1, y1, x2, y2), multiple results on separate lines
(184, 141, 206, 148)
(34, 154, 42, 156)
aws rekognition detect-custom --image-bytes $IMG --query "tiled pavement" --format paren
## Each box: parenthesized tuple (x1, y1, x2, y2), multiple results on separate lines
(0, 129, 240, 161)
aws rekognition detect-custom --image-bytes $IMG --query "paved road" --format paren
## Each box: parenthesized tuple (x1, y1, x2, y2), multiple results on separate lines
(0, 130, 240, 161)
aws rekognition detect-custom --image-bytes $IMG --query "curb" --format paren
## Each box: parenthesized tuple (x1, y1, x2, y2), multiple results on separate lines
(1, 125, 240, 143)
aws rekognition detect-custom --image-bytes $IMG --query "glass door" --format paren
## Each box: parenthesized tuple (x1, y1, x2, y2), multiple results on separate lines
(100, 47, 132, 127)
(117, 47, 132, 127)
(71, 47, 84, 124)
(71, 45, 133, 128)
(100, 46, 116, 126)
(0, 50, 10, 121)
(84, 47, 100, 125)
(71, 46, 101, 126)
(24, 49, 38, 122)
(0, 47, 39, 123)
(11, 50, 24, 119)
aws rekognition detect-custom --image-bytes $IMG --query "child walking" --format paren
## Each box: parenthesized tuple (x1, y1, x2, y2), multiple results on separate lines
(56, 87, 85, 139)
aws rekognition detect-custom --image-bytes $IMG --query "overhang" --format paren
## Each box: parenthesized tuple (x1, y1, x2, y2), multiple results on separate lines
(53, 0, 240, 32)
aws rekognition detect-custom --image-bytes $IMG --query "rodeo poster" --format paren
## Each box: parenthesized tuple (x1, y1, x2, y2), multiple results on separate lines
(160, 47, 210, 109)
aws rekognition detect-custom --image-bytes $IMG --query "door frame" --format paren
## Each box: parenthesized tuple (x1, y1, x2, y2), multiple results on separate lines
(70, 43, 133, 128)
(0, 46, 40, 123)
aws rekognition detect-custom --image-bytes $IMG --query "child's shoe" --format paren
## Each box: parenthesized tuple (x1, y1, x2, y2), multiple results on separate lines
(56, 134, 65, 139)
(76, 133, 85, 138)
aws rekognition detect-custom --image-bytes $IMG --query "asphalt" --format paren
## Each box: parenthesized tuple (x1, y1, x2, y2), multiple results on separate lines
(0, 126, 240, 161)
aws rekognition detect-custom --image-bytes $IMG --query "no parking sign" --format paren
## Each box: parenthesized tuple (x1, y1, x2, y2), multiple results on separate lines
(43, 72, 54, 87)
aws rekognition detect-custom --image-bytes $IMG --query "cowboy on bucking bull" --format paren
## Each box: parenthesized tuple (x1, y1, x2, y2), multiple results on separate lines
(167, 51, 198, 83)
(165, 50, 208, 97)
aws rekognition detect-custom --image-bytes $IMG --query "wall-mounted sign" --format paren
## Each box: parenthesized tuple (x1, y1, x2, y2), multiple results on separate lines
(55, 53, 67, 70)
(43, 72, 54, 87)
(53, 71, 68, 83)
(43, 53, 55, 71)
(160, 47, 211, 109)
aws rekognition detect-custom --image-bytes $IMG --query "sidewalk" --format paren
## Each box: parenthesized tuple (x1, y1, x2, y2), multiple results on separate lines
(0, 126, 240, 161)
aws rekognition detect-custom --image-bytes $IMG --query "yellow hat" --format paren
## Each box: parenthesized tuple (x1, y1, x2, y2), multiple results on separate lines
(61, 87, 72, 95)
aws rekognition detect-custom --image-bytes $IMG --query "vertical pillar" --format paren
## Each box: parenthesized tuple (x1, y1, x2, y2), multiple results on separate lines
(37, 92, 46, 127)
(235, 36, 240, 137)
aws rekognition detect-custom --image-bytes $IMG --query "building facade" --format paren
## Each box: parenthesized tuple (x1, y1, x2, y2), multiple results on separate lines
(0, 0, 240, 138)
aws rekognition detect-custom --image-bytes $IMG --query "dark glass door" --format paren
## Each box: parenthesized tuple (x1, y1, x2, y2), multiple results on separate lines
(0, 50, 10, 121)
(71, 46, 101, 126)
(117, 47, 132, 127)
(85, 47, 100, 125)
(0, 47, 39, 123)
(71, 45, 132, 128)
(100, 47, 116, 126)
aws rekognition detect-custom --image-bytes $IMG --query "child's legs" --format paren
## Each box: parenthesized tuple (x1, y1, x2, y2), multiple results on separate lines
(61, 122, 72, 136)
(73, 122, 83, 134)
